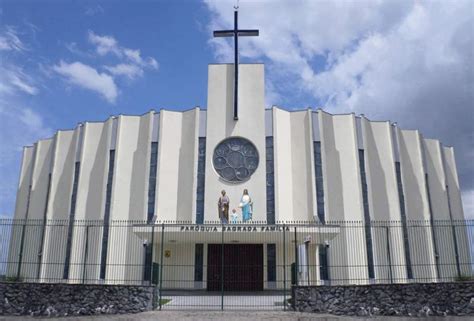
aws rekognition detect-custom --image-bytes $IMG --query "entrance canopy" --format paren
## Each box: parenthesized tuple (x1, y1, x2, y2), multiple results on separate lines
(132, 223, 340, 244)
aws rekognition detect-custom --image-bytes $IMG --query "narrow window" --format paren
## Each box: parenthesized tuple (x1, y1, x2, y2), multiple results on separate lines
(267, 244, 276, 282)
(314, 142, 329, 280)
(395, 162, 413, 279)
(314, 142, 325, 223)
(359, 149, 375, 279)
(446, 185, 461, 277)
(99, 150, 115, 280)
(319, 245, 329, 281)
(63, 161, 80, 279)
(196, 138, 206, 224)
(17, 184, 32, 279)
(144, 142, 159, 282)
(194, 243, 204, 282)
(147, 142, 159, 222)
(266, 137, 275, 224)
(425, 173, 440, 279)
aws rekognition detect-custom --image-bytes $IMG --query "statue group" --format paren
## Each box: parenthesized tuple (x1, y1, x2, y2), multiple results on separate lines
(217, 189, 253, 224)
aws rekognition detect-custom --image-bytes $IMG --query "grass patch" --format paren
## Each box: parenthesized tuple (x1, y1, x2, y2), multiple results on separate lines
(159, 299, 172, 305)
(274, 298, 292, 306)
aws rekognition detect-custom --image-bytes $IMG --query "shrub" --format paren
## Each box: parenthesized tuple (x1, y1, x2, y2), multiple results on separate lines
(3, 275, 23, 282)
(455, 274, 473, 282)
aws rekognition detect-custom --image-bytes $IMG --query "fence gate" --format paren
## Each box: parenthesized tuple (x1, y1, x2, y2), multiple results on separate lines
(155, 223, 293, 310)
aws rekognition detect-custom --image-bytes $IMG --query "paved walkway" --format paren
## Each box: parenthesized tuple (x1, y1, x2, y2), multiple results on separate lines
(1, 311, 472, 321)
(161, 294, 286, 310)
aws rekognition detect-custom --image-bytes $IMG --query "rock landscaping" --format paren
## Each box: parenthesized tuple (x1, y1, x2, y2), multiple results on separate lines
(0, 282, 155, 317)
(292, 282, 474, 317)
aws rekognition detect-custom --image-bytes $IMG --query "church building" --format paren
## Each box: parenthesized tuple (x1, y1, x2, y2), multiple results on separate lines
(7, 11, 469, 290)
(7, 62, 470, 289)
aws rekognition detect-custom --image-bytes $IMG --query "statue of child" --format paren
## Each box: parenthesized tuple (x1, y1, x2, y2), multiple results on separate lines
(231, 208, 238, 224)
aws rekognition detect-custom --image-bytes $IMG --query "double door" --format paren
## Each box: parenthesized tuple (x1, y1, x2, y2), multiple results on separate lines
(207, 244, 263, 291)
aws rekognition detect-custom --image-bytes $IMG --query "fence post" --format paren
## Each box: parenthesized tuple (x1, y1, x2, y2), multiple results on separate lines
(159, 223, 165, 310)
(149, 223, 156, 309)
(150, 224, 155, 283)
(385, 226, 393, 284)
(283, 223, 287, 311)
(294, 226, 298, 286)
(82, 225, 90, 284)
(221, 223, 224, 311)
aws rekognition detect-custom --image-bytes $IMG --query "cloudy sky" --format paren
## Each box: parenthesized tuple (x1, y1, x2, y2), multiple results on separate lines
(0, 0, 473, 218)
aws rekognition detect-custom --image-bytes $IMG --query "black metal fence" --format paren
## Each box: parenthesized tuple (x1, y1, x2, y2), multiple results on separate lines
(1, 219, 473, 310)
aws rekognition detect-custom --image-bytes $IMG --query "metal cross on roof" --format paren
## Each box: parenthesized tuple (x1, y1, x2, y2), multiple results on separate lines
(213, 9, 259, 120)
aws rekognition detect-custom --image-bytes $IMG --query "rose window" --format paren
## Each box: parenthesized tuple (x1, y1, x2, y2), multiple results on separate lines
(212, 137, 259, 182)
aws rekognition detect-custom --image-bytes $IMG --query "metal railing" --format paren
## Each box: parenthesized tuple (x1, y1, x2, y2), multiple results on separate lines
(1, 219, 473, 310)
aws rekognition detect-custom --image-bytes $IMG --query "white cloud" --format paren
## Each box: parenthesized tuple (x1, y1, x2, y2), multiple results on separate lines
(65, 42, 93, 58)
(53, 61, 118, 103)
(147, 57, 158, 69)
(123, 48, 141, 64)
(0, 103, 51, 163)
(0, 64, 38, 96)
(0, 27, 38, 97)
(84, 4, 104, 16)
(19, 108, 46, 131)
(0, 24, 51, 217)
(88, 31, 120, 57)
(9, 72, 38, 95)
(462, 190, 474, 220)
(104, 63, 144, 80)
(0, 26, 26, 52)
(0, 102, 52, 216)
(88, 30, 159, 69)
(205, 0, 474, 200)
(57, 31, 159, 102)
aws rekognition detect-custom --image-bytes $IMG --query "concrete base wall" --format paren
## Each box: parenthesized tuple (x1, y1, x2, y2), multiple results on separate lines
(0, 282, 155, 317)
(292, 282, 474, 317)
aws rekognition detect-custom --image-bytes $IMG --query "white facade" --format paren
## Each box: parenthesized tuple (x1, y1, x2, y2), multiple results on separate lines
(8, 64, 469, 288)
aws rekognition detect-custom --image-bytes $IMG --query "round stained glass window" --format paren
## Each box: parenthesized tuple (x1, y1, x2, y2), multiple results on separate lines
(212, 137, 259, 182)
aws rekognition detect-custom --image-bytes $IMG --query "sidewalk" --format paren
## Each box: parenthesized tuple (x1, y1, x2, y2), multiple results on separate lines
(1, 311, 472, 321)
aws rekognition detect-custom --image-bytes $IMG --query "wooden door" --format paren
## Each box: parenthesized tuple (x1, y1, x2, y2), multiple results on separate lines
(207, 244, 263, 291)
